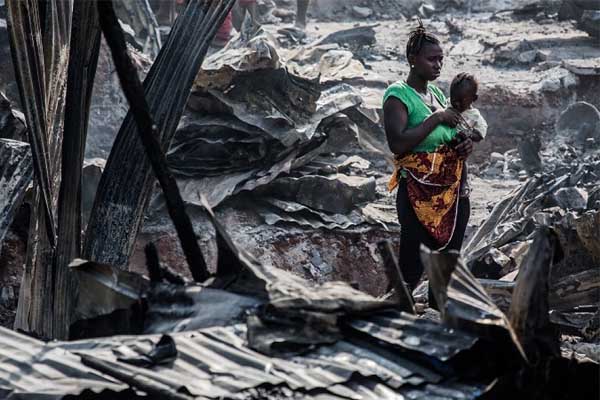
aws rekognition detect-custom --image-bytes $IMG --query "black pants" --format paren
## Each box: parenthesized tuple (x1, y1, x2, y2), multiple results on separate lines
(396, 178, 471, 291)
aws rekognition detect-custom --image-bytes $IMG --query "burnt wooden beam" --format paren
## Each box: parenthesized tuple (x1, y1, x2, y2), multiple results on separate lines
(378, 240, 415, 314)
(51, 0, 102, 340)
(84, 0, 236, 268)
(8, 0, 73, 339)
(98, 0, 209, 282)
(509, 227, 560, 362)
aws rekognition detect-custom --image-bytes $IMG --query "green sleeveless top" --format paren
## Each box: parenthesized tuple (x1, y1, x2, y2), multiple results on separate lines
(383, 81, 457, 153)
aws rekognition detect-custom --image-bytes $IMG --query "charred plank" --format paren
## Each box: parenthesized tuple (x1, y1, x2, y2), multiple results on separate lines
(98, 0, 209, 282)
(84, 0, 236, 268)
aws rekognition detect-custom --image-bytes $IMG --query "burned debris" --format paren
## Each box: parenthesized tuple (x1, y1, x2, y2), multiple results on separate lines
(0, 0, 598, 399)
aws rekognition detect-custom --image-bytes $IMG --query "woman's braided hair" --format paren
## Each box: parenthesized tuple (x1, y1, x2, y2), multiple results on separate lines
(406, 19, 440, 58)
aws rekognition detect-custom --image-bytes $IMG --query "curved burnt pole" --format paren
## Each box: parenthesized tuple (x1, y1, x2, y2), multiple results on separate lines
(84, 0, 237, 269)
(97, 0, 209, 283)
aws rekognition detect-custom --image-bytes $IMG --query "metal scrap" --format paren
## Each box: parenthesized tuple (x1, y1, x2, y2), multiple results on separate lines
(0, 139, 32, 252)
(84, 0, 237, 268)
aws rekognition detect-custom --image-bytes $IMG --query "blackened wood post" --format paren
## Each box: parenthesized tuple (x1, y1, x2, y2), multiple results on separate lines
(97, 0, 210, 282)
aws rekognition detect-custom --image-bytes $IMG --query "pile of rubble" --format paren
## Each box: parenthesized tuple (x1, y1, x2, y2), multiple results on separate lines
(160, 29, 395, 231)
(0, 0, 598, 398)
(480, 101, 600, 181)
(451, 102, 600, 359)
(0, 199, 596, 399)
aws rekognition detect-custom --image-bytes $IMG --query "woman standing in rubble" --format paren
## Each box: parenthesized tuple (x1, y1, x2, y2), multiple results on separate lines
(383, 22, 473, 294)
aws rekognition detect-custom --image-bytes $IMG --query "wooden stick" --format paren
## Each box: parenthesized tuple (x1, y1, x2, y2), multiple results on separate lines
(97, 0, 209, 282)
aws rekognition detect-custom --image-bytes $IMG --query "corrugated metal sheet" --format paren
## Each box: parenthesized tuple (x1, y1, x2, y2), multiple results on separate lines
(348, 311, 478, 362)
(0, 312, 486, 399)
(0, 327, 126, 399)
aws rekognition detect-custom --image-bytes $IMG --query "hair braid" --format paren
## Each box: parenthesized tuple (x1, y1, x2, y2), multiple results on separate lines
(406, 18, 440, 58)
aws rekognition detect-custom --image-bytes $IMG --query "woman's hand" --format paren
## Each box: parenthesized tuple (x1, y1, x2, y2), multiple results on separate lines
(433, 108, 461, 128)
(455, 137, 473, 159)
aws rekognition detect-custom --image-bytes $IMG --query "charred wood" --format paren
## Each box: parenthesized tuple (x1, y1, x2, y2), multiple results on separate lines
(51, 0, 102, 340)
(98, 0, 209, 282)
(6, 0, 63, 246)
(0, 139, 32, 252)
(8, 0, 73, 339)
(84, 0, 236, 268)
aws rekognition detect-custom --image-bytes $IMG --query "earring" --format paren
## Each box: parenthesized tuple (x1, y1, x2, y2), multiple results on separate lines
(411, 64, 415, 68)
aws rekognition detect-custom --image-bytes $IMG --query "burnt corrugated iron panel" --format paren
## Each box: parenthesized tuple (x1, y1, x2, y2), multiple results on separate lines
(0, 327, 126, 399)
(0, 312, 485, 399)
(348, 311, 478, 361)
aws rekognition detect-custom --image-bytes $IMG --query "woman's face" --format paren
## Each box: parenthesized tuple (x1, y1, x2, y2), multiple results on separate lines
(410, 42, 444, 81)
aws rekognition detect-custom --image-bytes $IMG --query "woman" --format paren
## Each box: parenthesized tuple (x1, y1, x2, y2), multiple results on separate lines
(383, 23, 473, 292)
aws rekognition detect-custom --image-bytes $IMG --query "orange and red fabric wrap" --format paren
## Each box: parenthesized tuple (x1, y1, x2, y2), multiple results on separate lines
(389, 145, 464, 249)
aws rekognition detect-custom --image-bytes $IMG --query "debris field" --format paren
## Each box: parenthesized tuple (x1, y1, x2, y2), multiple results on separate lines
(0, 0, 598, 399)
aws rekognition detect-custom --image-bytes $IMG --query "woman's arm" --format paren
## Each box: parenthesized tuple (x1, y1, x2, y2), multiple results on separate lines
(383, 97, 460, 156)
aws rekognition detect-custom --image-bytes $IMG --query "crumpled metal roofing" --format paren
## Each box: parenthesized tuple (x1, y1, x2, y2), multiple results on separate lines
(0, 310, 485, 400)
(0, 326, 126, 399)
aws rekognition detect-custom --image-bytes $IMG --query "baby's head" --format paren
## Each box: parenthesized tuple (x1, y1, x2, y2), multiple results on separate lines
(450, 73, 478, 113)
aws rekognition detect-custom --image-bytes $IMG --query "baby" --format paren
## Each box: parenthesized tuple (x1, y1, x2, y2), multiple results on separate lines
(449, 73, 488, 197)
(450, 73, 488, 143)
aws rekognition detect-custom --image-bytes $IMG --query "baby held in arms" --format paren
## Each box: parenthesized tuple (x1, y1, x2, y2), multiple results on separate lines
(449, 72, 488, 143)
(448, 73, 488, 197)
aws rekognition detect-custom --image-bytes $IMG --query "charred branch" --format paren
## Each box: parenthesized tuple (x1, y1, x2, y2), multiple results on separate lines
(97, 0, 209, 282)
(144, 242, 185, 285)
(84, 0, 237, 268)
